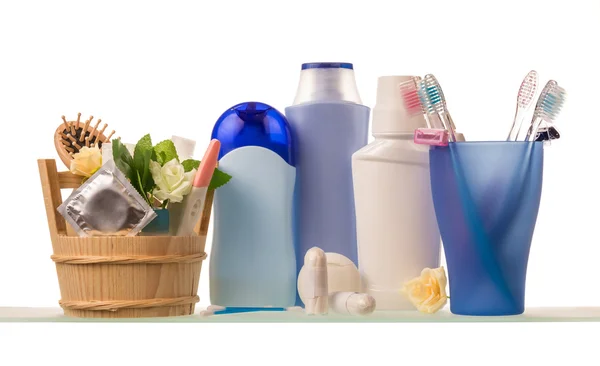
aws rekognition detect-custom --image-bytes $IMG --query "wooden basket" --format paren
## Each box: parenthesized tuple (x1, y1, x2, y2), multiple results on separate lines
(38, 159, 214, 318)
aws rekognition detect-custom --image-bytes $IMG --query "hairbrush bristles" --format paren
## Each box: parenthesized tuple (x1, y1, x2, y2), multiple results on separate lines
(80, 117, 92, 142)
(55, 113, 116, 169)
(517, 70, 538, 109)
(105, 130, 115, 142)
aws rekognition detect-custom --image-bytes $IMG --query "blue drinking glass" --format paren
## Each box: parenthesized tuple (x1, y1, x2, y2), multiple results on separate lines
(429, 142, 544, 316)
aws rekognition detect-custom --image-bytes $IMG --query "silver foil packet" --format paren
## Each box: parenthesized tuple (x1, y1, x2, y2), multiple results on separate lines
(57, 160, 157, 237)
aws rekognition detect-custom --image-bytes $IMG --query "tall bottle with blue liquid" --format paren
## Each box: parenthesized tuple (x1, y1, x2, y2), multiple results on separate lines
(209, 102, 297, 307)
(285, 63, 370, 280)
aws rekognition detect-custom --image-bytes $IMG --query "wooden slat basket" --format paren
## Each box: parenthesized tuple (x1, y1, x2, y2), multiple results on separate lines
(38, 159, 214, 318)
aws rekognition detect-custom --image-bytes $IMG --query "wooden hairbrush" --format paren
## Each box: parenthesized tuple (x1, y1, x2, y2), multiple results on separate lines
(54, 112, 116, 169)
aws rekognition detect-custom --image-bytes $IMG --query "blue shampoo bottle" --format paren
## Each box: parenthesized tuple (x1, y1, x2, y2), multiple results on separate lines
(209, 102, 297, 307)
(285, 63, 370, 292)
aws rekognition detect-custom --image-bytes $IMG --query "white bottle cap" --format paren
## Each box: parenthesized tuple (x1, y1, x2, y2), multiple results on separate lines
(372, 75, 429, 135)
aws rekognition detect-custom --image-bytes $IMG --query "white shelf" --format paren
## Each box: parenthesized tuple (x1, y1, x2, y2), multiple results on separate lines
(2, 307, 600, 322)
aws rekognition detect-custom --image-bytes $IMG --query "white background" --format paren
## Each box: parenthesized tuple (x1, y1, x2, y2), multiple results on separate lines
(1, 0, 599, 364)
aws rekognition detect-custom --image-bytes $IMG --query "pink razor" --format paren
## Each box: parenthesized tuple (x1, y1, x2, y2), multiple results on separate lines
(414, 128, 449, 146)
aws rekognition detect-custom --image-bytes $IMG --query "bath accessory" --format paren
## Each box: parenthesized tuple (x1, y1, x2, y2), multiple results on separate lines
(414, 128, 449, 146)
(173, 139, 220, 236)
(39, 159, 211, 318)
(56, 160, 156, 237)
(55, 113, 115, 169)
(353, 75, 441, 310)
(285, 62, 370, 296)
(297, 252, 361, 301)
(535, 122, 561, 142)
(210, 102, 297, 307)
(298, 247, 328, 315)
(418, 74, 458, 141)
(429, 142, 544, 315)
(329, 292, 376, 316)
(200, 305, 304, 317)
(507, 70, 538, 141)
(526, 80, 566, 141)
(399, 76, 431, 128)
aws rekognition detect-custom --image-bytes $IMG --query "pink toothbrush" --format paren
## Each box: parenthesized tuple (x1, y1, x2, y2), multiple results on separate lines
(507, 70, 538, 141)
(399, 77, 449, 146)
(174, 139, 221, 236)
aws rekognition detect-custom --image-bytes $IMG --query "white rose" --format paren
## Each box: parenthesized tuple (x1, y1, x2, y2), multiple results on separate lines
(70, 146, 102, 177)
(402, 266, 449, 314)
(149, 159, 196, 203)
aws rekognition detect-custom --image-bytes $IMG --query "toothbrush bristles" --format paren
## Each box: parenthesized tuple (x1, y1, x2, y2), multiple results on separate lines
(535, 81, 566, 123)
(422, 74, 446, 114)
(517, 70, 538, 108)
(399, 77, 424, 116)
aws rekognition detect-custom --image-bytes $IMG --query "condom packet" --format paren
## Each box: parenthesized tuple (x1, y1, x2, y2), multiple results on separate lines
(57, 160, 157, 237)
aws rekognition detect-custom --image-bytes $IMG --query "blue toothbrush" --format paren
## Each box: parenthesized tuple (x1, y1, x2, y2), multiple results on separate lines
(418, 74, 458, 142)
(525, 80, 566, 141)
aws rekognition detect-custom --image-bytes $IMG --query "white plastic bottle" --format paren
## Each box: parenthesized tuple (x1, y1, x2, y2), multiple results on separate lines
(352, 76, 442, 310)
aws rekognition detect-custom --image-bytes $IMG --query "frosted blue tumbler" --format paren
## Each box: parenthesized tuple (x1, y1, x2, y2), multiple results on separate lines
(429, 142, 544, 316)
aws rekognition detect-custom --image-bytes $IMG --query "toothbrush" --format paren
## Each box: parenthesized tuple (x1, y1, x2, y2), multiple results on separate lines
(419, 74, 458, 142)
(200, 305, 304, 316)
(525, 81, 566, 141)
(399, 76, 433, 128)
(174, 139, 220, 236)
(507, 70, 538, 141)
(398, 78, 450, 147)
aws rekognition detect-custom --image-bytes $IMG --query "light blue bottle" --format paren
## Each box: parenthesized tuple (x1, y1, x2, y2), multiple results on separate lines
(209, 102, 297, 307)
(285, 63, 370, 296)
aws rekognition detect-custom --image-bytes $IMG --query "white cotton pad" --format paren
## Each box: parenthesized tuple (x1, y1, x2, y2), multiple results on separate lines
(298, 252, 361, 305)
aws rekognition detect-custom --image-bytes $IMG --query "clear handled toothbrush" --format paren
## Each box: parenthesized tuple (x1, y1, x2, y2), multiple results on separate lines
(399, 76, 432, 128)
(399, 77, 449, 146)
(525, 80, 566, 141)
(507, 70, 538, 141)
(419, 74, 458, 142)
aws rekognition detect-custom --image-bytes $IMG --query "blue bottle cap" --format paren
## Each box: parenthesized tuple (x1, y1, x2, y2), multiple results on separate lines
(211, 102, 295, 166)
(301, 62, 353, 70)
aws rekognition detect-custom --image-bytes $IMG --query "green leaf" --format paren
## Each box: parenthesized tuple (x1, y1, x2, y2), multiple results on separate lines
(112, 139, 135, 182)
(133, 134, 153, 174)
(181, 158, 231, 190)
(158, 151, 167, 166)
(133, 134, 156, 204)
(209, 168, 232, 190)
(153, 140, 179, 165)
(181, 159, 200, 172)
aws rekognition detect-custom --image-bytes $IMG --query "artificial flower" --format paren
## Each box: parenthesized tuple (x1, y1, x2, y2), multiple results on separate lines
(402, 266, 448, 314)
(70, 146, 102, 177)
(149, 158, 195, 203)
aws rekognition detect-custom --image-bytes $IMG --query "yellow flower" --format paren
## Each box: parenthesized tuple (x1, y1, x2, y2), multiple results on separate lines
(402, 266, 448, 314)
(70, 146, 102, 177)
